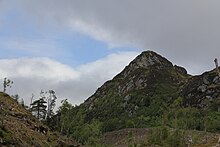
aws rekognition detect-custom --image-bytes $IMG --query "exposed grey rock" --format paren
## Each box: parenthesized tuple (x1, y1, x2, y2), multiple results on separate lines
(174, 65, 187, 75)
(134, 105, 139, 111)
(129, 51, 173, 70)
(213, 76, 220, 84)
(124, 95, 131, 101)
(122, 102, 127, 108)
(187, 93, 192, 97)
(197, 84, 207, 92)
(206, 90, 214, 95)
(135, 78, 145, 88)
(203, 74, 210, 85)
(89, 103, 94, 111)
(126, 83, 134, 92)
(206, 96, 213, 101)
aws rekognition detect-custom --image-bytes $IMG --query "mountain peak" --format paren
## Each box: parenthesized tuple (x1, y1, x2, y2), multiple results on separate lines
(84, 51, 188, 114)
(129, 51, 173, 70)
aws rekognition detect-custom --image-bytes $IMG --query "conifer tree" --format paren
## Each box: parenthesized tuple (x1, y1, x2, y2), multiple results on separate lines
(30, 90, 47, 120)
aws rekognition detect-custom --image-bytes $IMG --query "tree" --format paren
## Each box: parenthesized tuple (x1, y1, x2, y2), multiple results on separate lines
(57, 99, 73, 134)
(31, 98, 47, 119)
(3, 78, 13, 93)
(20, 98, 25, 108)
(45, 90, 57, 120)
(30, 91, 47, 120)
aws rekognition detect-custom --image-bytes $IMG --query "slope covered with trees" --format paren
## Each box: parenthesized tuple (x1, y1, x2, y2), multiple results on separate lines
(50, 51, 220, 146)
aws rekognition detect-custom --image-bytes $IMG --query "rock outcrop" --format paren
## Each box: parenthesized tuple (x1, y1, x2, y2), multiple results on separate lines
(182, 69, 220, 108)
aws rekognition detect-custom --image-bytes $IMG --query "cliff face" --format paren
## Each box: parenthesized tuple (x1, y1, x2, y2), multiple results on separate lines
(182, 69, 220, 108)
(0, 92, 78, 146)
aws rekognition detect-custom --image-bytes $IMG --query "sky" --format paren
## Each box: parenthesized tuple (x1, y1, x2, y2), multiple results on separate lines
(0, 0, 220, 106)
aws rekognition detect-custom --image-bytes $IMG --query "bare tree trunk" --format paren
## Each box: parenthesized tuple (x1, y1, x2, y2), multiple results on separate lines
(214, 58, 220, 76)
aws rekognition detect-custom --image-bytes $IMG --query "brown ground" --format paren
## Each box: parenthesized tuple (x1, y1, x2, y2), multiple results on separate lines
(0, 92, 79, 146)
(102, 128, 220, 147)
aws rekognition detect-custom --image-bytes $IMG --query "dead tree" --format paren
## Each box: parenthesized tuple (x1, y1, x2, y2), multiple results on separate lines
(214, 58, 220, 76)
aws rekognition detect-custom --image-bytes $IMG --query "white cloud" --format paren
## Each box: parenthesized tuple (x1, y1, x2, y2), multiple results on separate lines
(10, 0, 220, 74)
(1, 0, 220, 106)
(0, 52, 139, 105)
(0, 58, 79, 81)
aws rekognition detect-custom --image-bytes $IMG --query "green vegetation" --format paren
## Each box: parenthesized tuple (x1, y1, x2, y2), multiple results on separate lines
(30, 95, 47, 119)
(29, 90, 57, 123)
(3, 77, 13, 93)
(47, 52, 220, 145)
(51, 95, 220, 146)
(1, 51, 220, 146)
(146, 127, 186, 147)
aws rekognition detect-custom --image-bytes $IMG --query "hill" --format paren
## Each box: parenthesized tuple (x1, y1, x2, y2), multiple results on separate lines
(50, 51, 220, 146)
(0, 92, 78, 146)
(84, 51, 189, 126)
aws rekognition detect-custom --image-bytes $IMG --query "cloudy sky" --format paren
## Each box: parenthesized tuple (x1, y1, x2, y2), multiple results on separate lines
(0, 0, 220, 106)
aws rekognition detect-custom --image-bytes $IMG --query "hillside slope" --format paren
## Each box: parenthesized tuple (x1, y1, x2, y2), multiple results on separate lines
(0, 92, 78, 146)
(82, 51, 220, 126)
(51, 50, 220, 146)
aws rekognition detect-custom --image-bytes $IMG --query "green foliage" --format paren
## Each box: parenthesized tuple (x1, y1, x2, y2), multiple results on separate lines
(204, 112, 220, 132)
(45, 90, 57, 121)
(208, 98, 220, 112)
(30, 92, 47, 120)
(20, 98, 25, 108)
(80, 120, 102, 145)
(171, 97, 183, 108)
(0, 127, 13, 145)
(167, 107, 205, 130)
(3, 77, 13, 93)
(56, 99, 74, 134)
(147, 127, 186, 147)
(102, 118, 124, 132)
(30, 90, 57, 122)
(165, 130, 186, 147)
(51, 92, 220, 146)
(0, 127, 6, 138)
(127, 131, 136, 147)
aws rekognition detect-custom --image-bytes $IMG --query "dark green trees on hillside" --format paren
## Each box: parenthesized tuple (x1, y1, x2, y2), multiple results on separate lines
(56, 99, 73, 134)
(30, 97, 47, 119)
